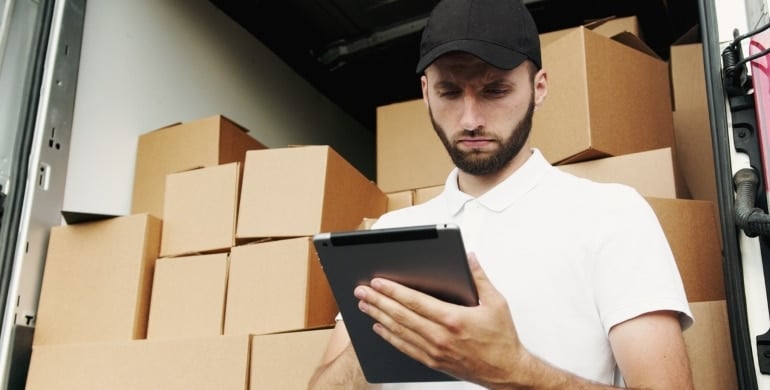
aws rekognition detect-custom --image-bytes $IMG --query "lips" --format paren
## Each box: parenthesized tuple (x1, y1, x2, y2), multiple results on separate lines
(457, 138, 494, 148)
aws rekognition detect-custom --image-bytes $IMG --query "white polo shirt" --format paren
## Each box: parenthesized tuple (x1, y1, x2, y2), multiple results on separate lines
(371, 149, 693, 389)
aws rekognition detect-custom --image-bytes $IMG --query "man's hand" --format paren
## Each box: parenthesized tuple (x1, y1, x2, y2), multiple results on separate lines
(353, 252, 529, 388)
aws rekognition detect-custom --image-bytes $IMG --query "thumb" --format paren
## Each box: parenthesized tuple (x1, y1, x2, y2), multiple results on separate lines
(467, 252, 499, 303)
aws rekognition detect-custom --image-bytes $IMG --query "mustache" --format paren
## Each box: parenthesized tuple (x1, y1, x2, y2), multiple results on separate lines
(462, 128, 483, 137)
(457, 129, 497, 140)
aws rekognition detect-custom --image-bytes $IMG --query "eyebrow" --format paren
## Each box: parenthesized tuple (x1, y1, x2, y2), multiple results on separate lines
(433, 78, 512, 90)
(433, 80, 459, 89)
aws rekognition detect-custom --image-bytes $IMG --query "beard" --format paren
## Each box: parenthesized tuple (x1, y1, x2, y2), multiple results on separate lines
(430, 96, 535, 176)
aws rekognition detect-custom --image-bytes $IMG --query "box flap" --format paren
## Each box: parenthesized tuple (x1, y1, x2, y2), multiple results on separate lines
(586, 15, 641, 39)
(611, 31, 659, 59)
(673, 25, 701, 46)
(583, 16, 618, 30)
(61, 210, 121, 225)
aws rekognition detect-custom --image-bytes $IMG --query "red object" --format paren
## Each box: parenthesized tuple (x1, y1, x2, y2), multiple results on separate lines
(750, 30, 770, 200)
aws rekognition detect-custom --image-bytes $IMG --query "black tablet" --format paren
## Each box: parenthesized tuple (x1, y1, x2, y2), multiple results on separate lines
(312, 223, 479, 383)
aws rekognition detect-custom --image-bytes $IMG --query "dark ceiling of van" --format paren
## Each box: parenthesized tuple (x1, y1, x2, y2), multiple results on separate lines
(208, 0, 700, 134)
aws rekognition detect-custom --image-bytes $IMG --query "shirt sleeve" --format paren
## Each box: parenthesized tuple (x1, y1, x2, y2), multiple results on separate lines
(591, 186, 694, 333)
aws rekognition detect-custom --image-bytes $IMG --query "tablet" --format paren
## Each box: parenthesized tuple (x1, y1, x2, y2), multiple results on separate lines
(312, 223, 478, 383)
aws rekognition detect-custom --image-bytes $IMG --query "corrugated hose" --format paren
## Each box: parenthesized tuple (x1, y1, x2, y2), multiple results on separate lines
(734, 167, 770, 237)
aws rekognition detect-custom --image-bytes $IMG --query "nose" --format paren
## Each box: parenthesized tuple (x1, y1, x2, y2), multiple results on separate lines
(459, 95, 484, 131)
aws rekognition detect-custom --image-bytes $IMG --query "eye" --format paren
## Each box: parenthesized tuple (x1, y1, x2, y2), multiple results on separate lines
(438, 89, 461, 98)
(484, 87, 508, 97)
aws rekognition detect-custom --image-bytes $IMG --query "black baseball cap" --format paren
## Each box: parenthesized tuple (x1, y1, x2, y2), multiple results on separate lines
(416, 0, 541, 74)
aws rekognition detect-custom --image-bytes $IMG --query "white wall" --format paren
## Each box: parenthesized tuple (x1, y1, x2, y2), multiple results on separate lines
(63, 0, 375, 215)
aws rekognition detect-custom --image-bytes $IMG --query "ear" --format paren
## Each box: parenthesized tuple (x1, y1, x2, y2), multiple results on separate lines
(533, 69, 548, 109)
(421, 75, 430, 108)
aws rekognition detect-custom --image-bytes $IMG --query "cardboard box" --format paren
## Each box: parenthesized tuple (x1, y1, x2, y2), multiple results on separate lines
(387, 190, 414, 212)
(414, 185, 444, 205)
(357, 217, 379, 230)
(376, 99, 454, 193)
(670, 26, 718, 209)
(26, 335, 250, 390)
(225, 237, 337, 335)
(531, 26, 675, 164)
(160, 162, 240, 257)
(683, 300, 738, 390)
(558, 147, 689, 199)
(131, 114, 266, 219)
(147, 253, 229, 339)
(250, 328, 333, 389)
(34, 214, 161, 346)
(540, 16, 641, 48)
(236, 145, 387, 239)
(646, 197, 724, 302)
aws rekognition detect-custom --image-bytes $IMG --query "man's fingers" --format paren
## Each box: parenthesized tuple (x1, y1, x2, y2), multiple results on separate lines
(467, 252, 497, 304)
(356, 284, 439, 361)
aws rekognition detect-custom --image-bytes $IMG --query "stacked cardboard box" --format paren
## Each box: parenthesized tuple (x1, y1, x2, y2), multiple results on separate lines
(373, 16, 734, 390)
(27, 116, 388, 388)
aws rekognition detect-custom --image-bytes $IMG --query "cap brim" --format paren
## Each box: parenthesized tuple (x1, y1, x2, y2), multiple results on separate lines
(416, 40, 528, 74)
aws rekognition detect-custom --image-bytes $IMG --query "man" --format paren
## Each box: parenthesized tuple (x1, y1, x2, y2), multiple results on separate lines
(308, 0, 694, 388)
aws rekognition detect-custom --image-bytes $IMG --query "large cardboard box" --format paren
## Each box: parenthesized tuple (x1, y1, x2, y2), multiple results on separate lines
(160, 162, 240, 257)
(26, 335, 250, 390)
(376, 99, 453, 193)
(414, 185, 444, 205)
(147, 253, 229, 339)
(387, 190, 414, 212)
(236, 145, 387, 239)
(540, 16, 641, 48)
(684, 300, 738, 390)
(250, 328, 333, 389)
(670, 26, 718, 209)
(225, 237, 337, 335)
(131, 114, 266, 219)
(34, 214, 161, 346)
(531, 26, 675, 164)
(558, 147, 689, 199)
(646, 197, 724, 302)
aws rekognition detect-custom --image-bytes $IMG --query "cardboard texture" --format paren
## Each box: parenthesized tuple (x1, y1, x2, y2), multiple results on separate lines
(531, 26, 675, 164)
(558, 147, 689, 199)
(147, 253, 229, 339)
(670, 26, 719, 211)
(34, 214, 161, 346)
(540, 16, 641, 48)
(250, 328, 334, 389)
(357, 217, 379, 230)
(376, 99, 454, 193)
(414, 185, 445, 205)
(646, 197, 724, 302)
(588, 16, 641, 41)
(236, 145, 387, 239)
(225, 237, 337, 335)
(386, 190, 414, 212)
(684, 300, 738, 390)
(26, 335, 250, 390)
(160, 162, 240, 257)
(131, 114, 266, 219)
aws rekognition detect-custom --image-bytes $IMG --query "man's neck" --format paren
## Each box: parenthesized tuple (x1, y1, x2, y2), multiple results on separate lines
(457, 148, 533, 198)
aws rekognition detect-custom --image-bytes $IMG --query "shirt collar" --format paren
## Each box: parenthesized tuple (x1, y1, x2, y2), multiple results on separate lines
(443, 148, 553, 215)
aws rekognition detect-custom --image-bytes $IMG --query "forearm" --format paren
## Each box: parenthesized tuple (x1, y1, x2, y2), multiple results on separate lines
(308, 344, 379, 390)
(487, 352, 632, 390)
